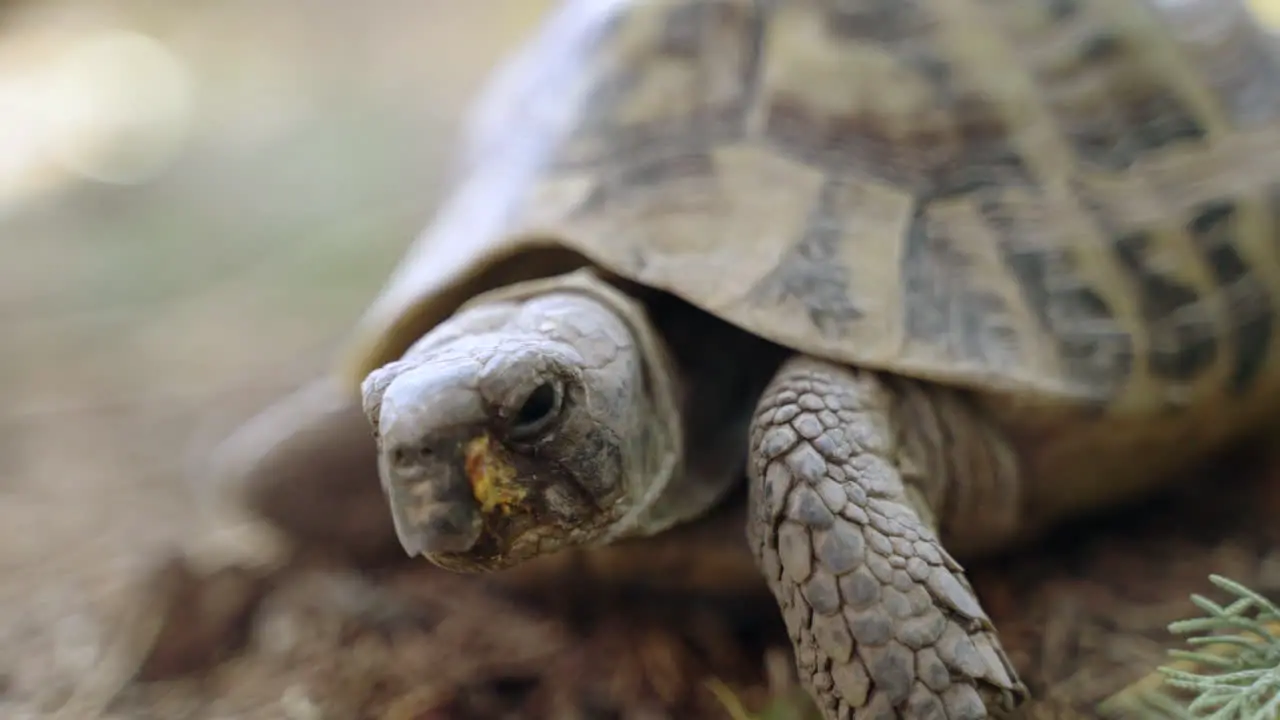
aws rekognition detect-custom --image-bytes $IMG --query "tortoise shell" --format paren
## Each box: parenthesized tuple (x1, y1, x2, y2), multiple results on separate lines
(341, 0, 1280, 426)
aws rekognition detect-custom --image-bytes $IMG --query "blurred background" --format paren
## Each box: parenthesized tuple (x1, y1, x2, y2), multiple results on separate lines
(4, 1, 1280, 718)
(0, 0, 559, 715)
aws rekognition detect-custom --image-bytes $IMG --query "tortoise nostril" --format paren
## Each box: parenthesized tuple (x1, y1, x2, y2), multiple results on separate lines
(390, 446, 413, 468)
(390, 443, 434, 469)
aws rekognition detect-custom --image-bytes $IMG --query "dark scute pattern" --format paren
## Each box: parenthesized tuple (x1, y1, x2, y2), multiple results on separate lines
(575, 150, 718, 217)
(1112, 231, 1218, 384)
(553, 0, 762, 172)
(761, 3, 1035, 198)
(993, 231, 1134, 401)
(903, 207, 1022, 374)
(1029, 25, 1207, 171)
(1185, 202, 1276, 395)
(749, 178, 867, 337)
(760, 0, 1042, 347)
(824, 0, 933, 43)
(1043, 0, 1081, 20)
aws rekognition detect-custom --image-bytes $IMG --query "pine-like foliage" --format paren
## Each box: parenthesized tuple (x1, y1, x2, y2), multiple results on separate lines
(1140, 575, 1280, 719)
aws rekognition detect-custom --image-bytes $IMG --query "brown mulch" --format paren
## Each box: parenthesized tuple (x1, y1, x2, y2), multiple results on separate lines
(99, 445, 1280, 720)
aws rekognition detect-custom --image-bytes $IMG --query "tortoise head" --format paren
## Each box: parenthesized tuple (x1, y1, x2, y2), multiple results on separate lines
(359, 281, 680, 572)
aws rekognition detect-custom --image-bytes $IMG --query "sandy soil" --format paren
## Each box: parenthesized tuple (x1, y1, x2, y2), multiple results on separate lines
(1, 2, 1279, 719)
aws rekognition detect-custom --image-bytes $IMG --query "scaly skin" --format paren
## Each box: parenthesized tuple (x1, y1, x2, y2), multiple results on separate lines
(748, 356, 1027, 718)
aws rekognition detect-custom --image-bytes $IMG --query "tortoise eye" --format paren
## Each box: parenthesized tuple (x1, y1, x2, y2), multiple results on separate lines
(509, 381, 562, 439)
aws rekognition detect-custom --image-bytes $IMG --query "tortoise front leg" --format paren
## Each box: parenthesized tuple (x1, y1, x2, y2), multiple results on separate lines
(747, 356, 1028, 719)
(112, 379, 407, 684)
(209, 377, 401, 565)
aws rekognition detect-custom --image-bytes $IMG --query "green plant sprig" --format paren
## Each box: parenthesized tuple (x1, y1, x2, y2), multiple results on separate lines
(1150, 575, 1280, 720)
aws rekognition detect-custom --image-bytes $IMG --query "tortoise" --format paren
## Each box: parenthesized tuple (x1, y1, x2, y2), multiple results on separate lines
(189, 0, 1280, 717)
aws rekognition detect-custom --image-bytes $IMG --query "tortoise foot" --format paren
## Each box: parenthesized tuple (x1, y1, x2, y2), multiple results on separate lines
(128, 552, 274, 681)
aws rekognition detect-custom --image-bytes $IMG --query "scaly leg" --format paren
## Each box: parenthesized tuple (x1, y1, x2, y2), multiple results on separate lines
(208, 377, 401, 564)
(121, 378, 404, 683)
(748, 356, 1028, 719)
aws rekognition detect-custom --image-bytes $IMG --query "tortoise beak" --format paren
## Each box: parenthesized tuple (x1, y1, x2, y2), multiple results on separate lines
(375, 365, 485, 557)
(382, 459, 481, 558)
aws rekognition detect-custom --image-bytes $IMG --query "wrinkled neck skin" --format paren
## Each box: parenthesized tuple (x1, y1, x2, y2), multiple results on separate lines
(360, 270, 684, 572)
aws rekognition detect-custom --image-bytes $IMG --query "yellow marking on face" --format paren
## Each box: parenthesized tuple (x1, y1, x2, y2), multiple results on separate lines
(464, 434, 527, 513)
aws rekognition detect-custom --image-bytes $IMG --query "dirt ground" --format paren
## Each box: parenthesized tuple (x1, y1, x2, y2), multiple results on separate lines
(2, 2, 1280, 719)
(101, 450, 1280, 720)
